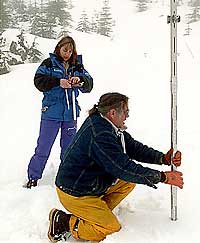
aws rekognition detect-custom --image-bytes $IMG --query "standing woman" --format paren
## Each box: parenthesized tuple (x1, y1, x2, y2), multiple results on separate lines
(25, 36, 93, 188)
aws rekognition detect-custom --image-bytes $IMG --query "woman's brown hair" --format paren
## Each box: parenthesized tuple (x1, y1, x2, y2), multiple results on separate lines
(89, 92, 129, 116)
(54, 36, 77, 64)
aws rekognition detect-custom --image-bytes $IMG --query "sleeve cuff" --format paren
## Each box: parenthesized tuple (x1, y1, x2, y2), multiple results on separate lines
(160, 171, 167, 183)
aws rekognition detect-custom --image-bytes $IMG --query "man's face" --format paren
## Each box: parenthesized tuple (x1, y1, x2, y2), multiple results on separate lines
(108, 104, 129, 129)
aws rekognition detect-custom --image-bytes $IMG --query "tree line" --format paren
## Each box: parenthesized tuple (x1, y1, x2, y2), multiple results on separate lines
(0, 0, 115, 38)
(131, 0, 200, 23)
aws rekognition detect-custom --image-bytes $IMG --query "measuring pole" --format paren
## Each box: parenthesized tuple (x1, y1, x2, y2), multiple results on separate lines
(167, 0, 180, 221)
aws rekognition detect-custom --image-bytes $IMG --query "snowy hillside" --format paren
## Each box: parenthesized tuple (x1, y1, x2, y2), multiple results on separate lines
(0, 4, 200, 243)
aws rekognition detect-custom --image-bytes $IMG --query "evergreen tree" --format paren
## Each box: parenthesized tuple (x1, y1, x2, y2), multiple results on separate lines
(90, 10, 99, 33)
(57, 28, 70, 39)
(29, 1, 44, 38)
(30, 12, 50, 38)
(56, 0, 73, 38)
(9, 0, 29, 22)
(29, 0, 55, 39)
(43, 1, 59, 38)
(0, 0, 13, 31)
(0, 49, 11, 75)
(44, 0, 73, 38)
(184, 22, 192, 35)
(177, 0, 184, 6)
(187, 2, 200, 23)
(29, 0, 73, 39)
(97, 0, 115, 37)
(9, 30, 42, 64)
(9, 30, 29, 61)
(76, 10, 91, 33)
(56, 0, 73, 30)
(136, 0, 148, 12)
(0, 35, 10, 75)
(27, 37, 42, 63)
(65, 0, 73, 9)
(188, 0, 200, 7)
(28, 1, 42, 36)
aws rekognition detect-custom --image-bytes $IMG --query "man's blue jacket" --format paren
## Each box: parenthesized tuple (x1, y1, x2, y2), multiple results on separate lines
(56, 112, 164, 196)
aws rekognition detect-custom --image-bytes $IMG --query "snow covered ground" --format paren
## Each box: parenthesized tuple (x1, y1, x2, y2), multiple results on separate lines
(0, 3, 200, 243)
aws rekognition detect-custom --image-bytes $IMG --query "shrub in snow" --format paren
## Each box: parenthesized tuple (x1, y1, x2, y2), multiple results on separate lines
(0, 49, 11, 75)
(0, 30, 43, 75)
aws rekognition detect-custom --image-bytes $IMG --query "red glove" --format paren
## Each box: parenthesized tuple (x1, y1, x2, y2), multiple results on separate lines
(163, 171, 184, 189)
(163, 149, 182, 167)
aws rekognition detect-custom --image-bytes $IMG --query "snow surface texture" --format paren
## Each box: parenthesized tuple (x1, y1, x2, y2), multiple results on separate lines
(0, 3, 200, 243)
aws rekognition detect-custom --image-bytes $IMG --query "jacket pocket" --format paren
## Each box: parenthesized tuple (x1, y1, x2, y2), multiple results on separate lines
(41, 100, 56, 112)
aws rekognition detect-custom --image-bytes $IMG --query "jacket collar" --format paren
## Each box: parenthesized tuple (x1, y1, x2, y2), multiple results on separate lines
(101, 114, 118, 135)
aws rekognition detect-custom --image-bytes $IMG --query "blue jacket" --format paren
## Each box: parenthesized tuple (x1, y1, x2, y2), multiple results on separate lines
(34, 53, 93, 121)
(56, 112, 164, 197)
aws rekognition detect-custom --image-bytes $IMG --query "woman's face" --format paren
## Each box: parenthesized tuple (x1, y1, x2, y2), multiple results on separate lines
(60, 44, 73, 62)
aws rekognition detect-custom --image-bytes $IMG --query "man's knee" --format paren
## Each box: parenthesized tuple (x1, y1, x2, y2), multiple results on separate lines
(94, 219, 121, 242)
(106, 217, 121, 234)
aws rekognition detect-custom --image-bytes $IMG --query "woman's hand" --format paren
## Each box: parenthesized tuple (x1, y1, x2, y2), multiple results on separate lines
(60, 79, 72, 89)
(69, 77, 81, 86)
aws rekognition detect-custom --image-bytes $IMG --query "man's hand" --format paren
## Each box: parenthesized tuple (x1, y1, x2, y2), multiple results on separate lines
(163, 171, 184, 189)
(163, 149, 182, 167)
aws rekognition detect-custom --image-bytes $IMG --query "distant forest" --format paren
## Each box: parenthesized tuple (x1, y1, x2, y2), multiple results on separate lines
(1, 0, 200, 38)
(0, 0, 115, 38)
(1, 0, 200, 75)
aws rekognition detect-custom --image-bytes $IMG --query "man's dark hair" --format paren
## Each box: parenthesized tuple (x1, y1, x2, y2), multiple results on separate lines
(89, 92, 129, 116)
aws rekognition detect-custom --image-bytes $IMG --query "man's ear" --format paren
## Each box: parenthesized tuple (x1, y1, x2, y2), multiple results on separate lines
(107, 109, 116, 119)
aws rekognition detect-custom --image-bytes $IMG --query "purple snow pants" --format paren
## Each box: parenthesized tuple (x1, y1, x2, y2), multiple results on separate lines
(27, 119, 77, 180)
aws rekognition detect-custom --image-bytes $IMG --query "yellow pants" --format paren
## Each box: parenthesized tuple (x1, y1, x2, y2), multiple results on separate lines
(56, 180, 136, 242)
